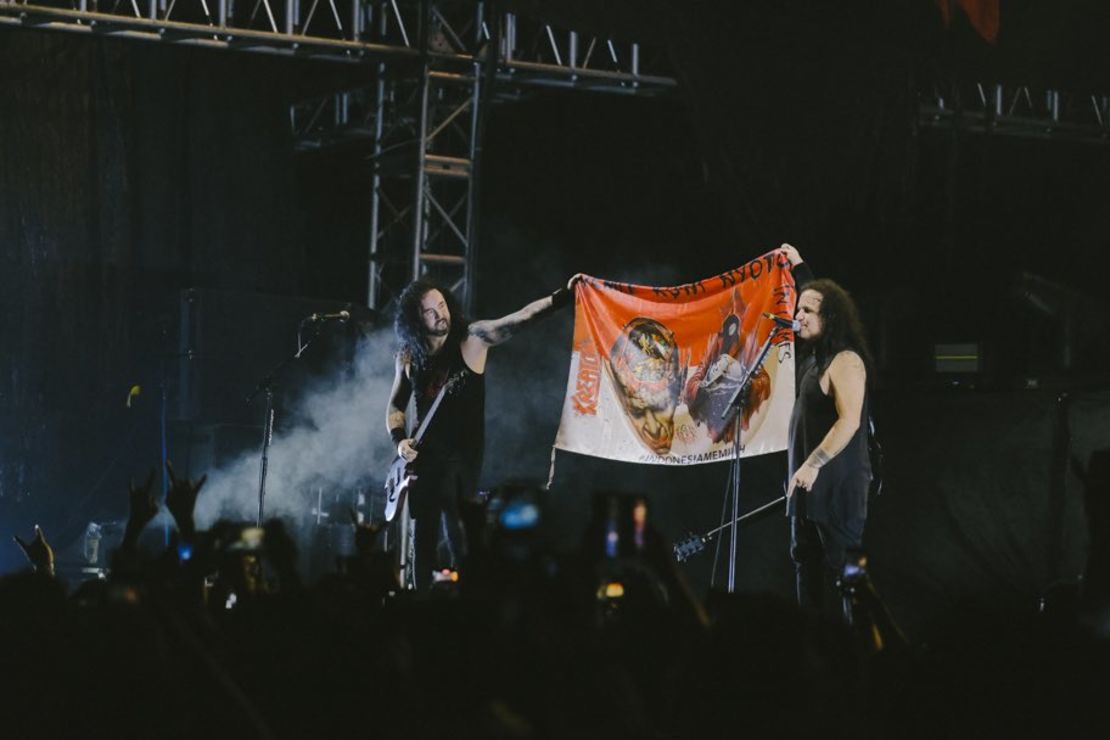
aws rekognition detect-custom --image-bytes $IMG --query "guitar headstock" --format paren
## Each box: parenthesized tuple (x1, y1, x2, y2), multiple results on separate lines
(444, 370, 468, 395)
(672, 533, 706, 563)
(427, 370, 468, 401)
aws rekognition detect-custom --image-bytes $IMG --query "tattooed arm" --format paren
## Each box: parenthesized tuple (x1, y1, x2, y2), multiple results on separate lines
(460, 282, 576, 372)
(386, 351, 418, 462)
(788, 350, 867, 496)
(466, 293, 564, 348)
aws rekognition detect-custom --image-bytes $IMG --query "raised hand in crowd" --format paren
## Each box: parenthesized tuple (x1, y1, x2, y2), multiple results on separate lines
(165, 460, 206, 543)
(13, 525, 55, 576)
(121, 469, 159, 552)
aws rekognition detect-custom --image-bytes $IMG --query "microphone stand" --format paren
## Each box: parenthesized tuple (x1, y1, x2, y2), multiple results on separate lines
(245, 318, 327, 527)
(717, 323, 788, 593)
(159, 324, 170, 546)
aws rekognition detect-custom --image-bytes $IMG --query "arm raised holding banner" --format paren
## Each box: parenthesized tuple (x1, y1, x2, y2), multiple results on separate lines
(383, 278, 573, 589)
(778, 242, 814, 289)
(386, 281, 575, 460)
(462, 280, 576, 371)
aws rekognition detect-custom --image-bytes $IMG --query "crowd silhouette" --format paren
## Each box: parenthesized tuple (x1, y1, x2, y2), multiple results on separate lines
(5, 460, 1110, 739)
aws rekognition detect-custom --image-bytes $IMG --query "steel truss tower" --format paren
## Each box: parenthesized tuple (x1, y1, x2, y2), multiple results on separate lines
(287, 1, 676, 313)
(365, 1, 488, 312)
(0, 0, 675, 313)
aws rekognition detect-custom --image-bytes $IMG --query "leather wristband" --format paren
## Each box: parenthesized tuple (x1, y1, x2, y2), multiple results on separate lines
(550, 286, 572, 309)
(389, 427, 407, 445)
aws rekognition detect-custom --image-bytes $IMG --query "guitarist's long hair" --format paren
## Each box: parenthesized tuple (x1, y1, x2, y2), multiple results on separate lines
(394, 280, 470, 371)
(801, 279, 874, 376)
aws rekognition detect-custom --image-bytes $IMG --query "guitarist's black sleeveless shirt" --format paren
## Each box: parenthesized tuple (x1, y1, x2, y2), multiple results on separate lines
(410, 342, 485, 465)
(787, 352, 870, 526)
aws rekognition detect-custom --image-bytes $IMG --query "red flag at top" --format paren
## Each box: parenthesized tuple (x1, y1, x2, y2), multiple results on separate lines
(936, 0, 1000, 45)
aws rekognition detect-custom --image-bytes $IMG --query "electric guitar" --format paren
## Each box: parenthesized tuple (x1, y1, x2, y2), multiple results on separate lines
(671, 495, 786, 563)
(383, 371, 465, 522)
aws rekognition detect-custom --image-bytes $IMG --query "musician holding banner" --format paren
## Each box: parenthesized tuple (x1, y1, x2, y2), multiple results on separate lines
(386, 279, 571, 590)
(783, 245, 873, 614)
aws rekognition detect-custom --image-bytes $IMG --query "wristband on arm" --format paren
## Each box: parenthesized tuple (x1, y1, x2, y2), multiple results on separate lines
(390, 427, 407, 446)
(550, 286, 572, 310)
(791, 261, 815, 290)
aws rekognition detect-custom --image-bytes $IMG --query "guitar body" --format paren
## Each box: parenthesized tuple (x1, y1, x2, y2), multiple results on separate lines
(384, 456, 416, 522)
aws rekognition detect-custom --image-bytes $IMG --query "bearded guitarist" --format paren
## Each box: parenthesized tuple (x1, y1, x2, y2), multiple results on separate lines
(386, 279, 572, 590)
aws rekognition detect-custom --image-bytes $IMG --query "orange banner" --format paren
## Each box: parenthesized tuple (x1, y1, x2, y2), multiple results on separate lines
(556, 250, 798, 465)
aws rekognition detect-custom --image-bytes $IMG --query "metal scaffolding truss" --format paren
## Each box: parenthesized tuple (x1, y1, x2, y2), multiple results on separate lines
(0, 0, 413, 60)
(1, 0, 675, 312)
(367, 1, 487, 312)
(920, 81, 1110, 145)
(289, 5, 674, 148)
(284, 2, 676, 313)
(0, 0, 674, 90)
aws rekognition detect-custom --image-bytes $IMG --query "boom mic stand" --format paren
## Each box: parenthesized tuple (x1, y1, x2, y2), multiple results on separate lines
(717, 322, 788, 593)
(245, 316, 335, 526)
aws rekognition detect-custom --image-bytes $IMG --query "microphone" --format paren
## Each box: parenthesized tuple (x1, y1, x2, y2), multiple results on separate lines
(762, 312, 800, 331)
(308, 310, 350, 323)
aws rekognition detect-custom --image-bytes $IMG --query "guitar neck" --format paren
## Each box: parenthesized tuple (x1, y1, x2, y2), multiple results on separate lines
(411, 372, 461, 444)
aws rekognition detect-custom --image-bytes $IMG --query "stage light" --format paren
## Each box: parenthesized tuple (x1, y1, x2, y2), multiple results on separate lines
(432, 568, 459, 583)
(599, 581, 625, 599)
(499, 500, 539, 530)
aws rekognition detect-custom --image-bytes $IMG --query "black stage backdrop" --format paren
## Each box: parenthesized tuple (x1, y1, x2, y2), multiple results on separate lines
(0, 32, 306, 561)
(2, 2, 1110, 642)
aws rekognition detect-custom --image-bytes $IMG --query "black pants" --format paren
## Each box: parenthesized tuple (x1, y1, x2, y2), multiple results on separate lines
(789, 487, 866, 614)
(409, 456, 477, 590)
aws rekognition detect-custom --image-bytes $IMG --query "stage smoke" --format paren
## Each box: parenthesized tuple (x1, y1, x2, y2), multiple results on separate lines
(193, 329, 397, 528)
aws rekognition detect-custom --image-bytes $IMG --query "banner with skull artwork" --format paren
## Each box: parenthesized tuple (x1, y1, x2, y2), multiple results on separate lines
(555, 250, 797, 465)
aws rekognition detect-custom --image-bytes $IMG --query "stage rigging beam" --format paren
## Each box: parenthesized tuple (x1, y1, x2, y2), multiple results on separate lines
(0, 0, 675, 91)
(920, 81, 1110, 145)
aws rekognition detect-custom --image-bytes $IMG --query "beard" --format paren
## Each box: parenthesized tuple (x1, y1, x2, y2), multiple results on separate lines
(427, 318, 450, 337)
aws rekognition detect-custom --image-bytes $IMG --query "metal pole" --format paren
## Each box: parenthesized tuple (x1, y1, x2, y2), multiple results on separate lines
(726, 413, 741, 592)
(411, 0, 432, 282)
(160, 372, 169, 546)
(504, 11, 514, 61)
(256, 389, 275, 526)
(461, 0, 486, 311)
(368, 67, 386, 309)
